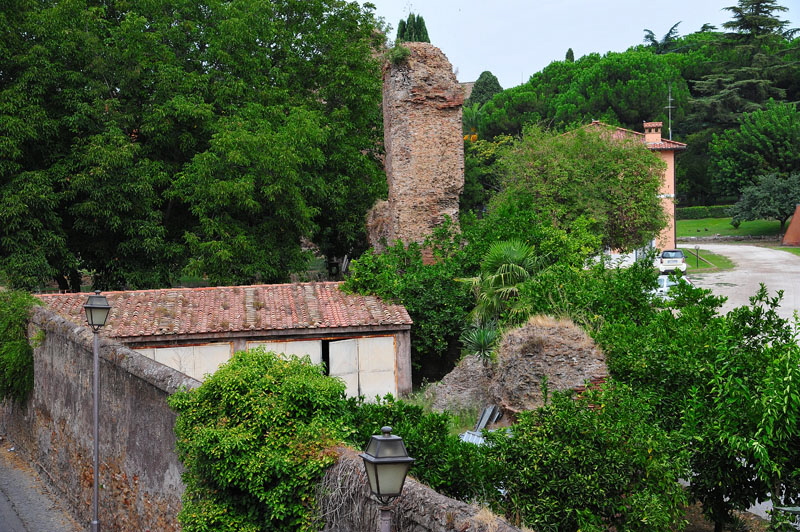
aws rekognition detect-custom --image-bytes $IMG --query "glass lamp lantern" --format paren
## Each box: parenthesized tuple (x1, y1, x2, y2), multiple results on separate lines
(83, 290, 111, 332)
(359, 426, 415, 505)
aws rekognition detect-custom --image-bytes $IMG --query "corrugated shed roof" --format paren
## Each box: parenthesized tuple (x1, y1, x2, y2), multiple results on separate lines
(584, 120, 687, 151)
(37, 282, 412, 339)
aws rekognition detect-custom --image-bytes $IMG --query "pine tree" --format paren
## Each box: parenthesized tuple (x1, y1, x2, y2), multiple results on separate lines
(396, 12, 430, 43)
(565, 48, 574, 62)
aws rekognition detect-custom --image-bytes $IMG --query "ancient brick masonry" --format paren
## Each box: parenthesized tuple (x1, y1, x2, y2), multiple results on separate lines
(368, 42, 465, 249)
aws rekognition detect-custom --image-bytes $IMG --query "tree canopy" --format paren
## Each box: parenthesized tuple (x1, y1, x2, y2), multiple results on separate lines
(0, 0, 386, 291)
(709, 101, 800, 196)
(496, 125, 668, 252)
(465, 70, 503, 107)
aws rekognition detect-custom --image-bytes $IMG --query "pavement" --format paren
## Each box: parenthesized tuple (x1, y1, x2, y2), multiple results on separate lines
(0, 435, 81, 532)
(680, 243, 800, 321)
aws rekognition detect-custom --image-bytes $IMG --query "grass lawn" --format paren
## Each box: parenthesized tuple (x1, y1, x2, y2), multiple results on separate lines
(682, 247, 735, 273)
(677, 217, 785, 238)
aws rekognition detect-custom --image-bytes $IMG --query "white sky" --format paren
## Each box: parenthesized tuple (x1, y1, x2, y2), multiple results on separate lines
(360, 0, 800, 89)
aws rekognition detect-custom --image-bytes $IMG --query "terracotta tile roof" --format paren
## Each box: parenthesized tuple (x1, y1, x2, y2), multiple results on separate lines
(584, 120, 687, 151)
(37, 282, 412, 339)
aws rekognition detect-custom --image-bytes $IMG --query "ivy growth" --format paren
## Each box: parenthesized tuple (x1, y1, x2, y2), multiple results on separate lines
(0, 289, 42, 404)
(168, 349, 349, 532)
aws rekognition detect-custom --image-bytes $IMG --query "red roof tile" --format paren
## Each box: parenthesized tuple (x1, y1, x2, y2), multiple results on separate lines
(584, 120, 687, 151)
(37, 282, 412, 339)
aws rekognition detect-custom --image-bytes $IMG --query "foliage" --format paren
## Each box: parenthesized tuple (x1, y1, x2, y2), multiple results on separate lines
(386, 43, 411, 65)
(1, 0, 385, 290)
(0, 289, 42, 403)
(483, 383, 689, 531)
(342, 227, 472, 379)
(676, 205, 735, 220)
(465, 71, 503, 107)
(709, 101, 800, 197)
(565, 48, 575, 62)
(343, 395, 490, 502)
(460, 240, 542, 326)
(461, 135, 512, 214)
(729, 172, 800, 231)
(395, 12, 429, 43)
(459, 323, 500, 364)
(169, 349, 348, 532)
(643, 22, 683, 54)
(684, 287, 800, 531)
(480, 51, 688, 138)
(498, 124, 667, 252)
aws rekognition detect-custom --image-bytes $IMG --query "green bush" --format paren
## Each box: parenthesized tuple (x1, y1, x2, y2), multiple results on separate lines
(0, 290, 42, 403)
(676, 205, 734, 220)
(169, 349, 349, 532)
(483, 384, 688, 531)
(344, 395, 490, 502)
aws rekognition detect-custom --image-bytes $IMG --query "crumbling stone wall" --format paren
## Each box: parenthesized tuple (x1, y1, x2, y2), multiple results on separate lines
(370, 42, 465, 249)
(0, 306, 199, 531)
(318, 447, 520, 532)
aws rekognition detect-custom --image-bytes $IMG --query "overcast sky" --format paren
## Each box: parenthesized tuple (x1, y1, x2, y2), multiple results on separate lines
(360, 0, 799, 89)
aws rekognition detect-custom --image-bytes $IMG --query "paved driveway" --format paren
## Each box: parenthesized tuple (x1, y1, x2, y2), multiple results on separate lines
(679, 243, 800, 321)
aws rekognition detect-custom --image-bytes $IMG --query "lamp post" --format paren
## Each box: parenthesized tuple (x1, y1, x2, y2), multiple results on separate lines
(359, 426, 415, 532)
(84, 291, 111, 532)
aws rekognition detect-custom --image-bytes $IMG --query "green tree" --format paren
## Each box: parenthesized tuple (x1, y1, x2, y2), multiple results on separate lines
(465, 70, 503, 107)
(498, 124, 668, 252)
(643, 21, 683, 54)
(396, 12, 430, 43)
(0, 290, 41, 404)
(484, 383, 688, 531)
(709, 101, 800, 196)
(0, 0, 385, 290)
(565, 47, 575, 62)
(461, 135, 512, 213)
(685, 287, 800, 531)
(730, 172, 800, 231)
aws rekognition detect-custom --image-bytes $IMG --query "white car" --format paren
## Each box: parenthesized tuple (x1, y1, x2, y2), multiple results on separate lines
(657, 249, 687, 274)
(651, 275, 693, 298)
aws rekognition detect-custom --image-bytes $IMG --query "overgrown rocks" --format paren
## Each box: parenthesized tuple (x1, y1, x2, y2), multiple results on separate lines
(427, 316, 607, 417)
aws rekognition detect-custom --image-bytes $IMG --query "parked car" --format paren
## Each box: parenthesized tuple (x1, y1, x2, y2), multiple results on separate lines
(651, 274, 693, 298)
(657, 249, 686, 273)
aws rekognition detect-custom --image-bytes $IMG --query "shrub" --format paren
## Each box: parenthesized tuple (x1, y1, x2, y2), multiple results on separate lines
(483, 383, 688, 531)
(675, 205, 734, 220)
(169, 349, 349, 532)
(0, 289, 42, 403)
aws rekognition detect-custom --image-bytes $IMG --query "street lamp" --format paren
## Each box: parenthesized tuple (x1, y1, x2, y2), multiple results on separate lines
(360, 426, 415, 532)
(84, 290, 111, 532)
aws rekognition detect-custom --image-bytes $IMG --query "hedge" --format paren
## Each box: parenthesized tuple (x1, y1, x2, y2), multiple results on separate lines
(675, 205, 733, 220)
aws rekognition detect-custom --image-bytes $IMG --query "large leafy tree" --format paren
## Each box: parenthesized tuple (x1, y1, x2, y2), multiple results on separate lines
(497, 125, 668, 252)
(730, 172, 800, 231)
(709, 101, 800, 196)
(0, 0, 385, 290)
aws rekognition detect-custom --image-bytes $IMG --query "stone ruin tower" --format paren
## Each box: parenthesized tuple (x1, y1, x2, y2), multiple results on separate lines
(367, 42, 465, 250)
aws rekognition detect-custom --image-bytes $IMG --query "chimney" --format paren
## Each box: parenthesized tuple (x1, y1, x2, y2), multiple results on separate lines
(643, 121, 663, 143)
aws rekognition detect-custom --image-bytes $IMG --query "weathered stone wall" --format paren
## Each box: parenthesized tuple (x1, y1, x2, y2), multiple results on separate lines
(0, 306, 199, 531)
(372, 42, 464, 249)
(318, 447, 521, 532)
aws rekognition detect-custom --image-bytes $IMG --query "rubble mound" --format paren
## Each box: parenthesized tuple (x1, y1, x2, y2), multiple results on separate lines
(428, 315, 607, 415)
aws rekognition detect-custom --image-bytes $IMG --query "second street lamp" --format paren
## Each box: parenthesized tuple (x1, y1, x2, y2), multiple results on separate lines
(84, 290, 111, 532)
(360, 426, 414, 532)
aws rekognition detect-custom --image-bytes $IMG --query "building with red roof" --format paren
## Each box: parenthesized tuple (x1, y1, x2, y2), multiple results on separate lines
(38, 282, 413, 398)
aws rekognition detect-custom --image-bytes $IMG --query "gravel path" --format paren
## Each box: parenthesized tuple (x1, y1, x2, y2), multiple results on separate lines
(0, 435, 81, 532)
(679, 243, 800, 321)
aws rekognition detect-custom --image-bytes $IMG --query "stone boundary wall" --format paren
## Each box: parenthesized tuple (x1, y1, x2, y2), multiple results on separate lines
(1, 307, 518, 531)
(318, 447, 521, 532)
(0, 306, 200, 531)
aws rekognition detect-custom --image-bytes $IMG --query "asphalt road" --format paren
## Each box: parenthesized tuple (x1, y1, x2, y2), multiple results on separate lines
(0, 436, 80, 532)
(680, 243, 800, 321)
